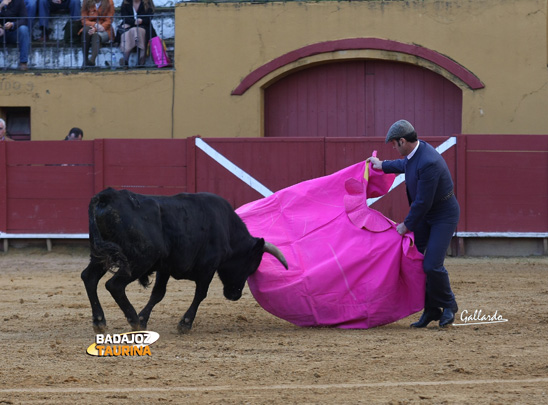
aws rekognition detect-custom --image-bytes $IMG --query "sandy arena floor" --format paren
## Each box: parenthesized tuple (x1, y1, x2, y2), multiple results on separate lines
(0, 246, 547, 404)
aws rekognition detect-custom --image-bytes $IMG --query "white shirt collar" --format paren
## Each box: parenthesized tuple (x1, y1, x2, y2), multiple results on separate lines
(407, 142, 420, 160)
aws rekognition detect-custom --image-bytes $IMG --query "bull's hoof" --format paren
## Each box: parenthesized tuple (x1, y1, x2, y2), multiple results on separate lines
(138, 314, 149, 331)
(177, 321, 193, 334)
(93, 322, 106, 334)
(130, 323, 143, 331)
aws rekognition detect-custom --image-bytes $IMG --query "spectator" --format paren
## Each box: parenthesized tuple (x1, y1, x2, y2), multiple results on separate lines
(80, 0, 114, 67)
(0, 0, 30, 70)
(37, 0, 81, 42)
(0, 118, 14, 141)
(64, 127, 83, 140)
(118, 0, 155, 68)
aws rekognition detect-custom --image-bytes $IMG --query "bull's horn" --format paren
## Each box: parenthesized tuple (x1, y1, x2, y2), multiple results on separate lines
(263, 242, 289, 270)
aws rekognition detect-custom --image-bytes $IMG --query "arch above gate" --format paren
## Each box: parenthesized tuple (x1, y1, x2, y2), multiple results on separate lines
(231, 38, 484, 95)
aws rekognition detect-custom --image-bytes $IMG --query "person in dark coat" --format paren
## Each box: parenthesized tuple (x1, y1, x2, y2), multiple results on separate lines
(0, 0, 30, 70)
(118, 0, 155, 67)
(367, 119, 460, 328)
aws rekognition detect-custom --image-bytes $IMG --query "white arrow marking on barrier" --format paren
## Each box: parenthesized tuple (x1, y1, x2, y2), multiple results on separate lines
(195, 138, 273, 197)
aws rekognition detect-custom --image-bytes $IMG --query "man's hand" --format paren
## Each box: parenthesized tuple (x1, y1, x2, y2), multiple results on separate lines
(4, 22, 13, 30)
(396, 222, 408, 236)
(366, 156, 383, 170)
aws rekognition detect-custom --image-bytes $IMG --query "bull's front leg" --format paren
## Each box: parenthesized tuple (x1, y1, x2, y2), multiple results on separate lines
(138, 270, 170, 330)
(81, 258, 109, 334)
(178, 274, 214, 334)
(105, 271, 142, 331)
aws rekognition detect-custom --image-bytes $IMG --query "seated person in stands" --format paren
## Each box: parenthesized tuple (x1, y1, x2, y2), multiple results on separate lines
(0, 0, 30, 70)
(118, 0, 155, 67)
(37, 0, 81, 41)
(80, 0, 114, 67)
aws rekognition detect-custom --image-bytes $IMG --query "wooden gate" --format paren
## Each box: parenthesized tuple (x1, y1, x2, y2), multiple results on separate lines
(264, 60, 462, 139)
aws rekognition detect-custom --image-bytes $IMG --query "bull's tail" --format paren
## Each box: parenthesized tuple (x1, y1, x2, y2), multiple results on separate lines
(88, 192, 129, 274)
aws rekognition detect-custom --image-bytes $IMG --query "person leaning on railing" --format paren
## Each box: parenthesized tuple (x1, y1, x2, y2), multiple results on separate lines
(80, 0, 114, 67)
(0, 0, 30, 70)
(118, 0, 154, 68)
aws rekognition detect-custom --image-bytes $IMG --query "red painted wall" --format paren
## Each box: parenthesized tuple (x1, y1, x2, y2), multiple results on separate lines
(0, 135, 546, 235)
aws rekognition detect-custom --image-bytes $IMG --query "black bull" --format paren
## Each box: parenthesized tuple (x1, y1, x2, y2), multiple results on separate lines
(81, 188, 288, 334)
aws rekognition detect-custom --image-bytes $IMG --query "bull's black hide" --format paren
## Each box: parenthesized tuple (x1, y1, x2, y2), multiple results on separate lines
(81, 187, 287, 334)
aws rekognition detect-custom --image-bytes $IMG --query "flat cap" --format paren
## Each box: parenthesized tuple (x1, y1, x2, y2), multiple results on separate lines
(385, 120, 415, 143)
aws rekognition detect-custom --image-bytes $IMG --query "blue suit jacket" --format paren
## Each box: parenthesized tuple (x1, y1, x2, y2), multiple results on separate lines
(382, 141, 456, 231)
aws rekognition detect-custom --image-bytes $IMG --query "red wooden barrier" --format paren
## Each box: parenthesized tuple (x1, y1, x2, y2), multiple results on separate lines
(0, 135, 546, 237)
(3, 141, 94, 233)
(195, 138, 326, 208)
(101, 139, 188, 196)
(0, 140, 189, 234)
(457, 134, 548, 233)
(323, 137, 456, 224)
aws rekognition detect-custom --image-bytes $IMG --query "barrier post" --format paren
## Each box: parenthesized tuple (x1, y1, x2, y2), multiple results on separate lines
(0, 142, 7, 234)
(93, 139, 105, 194)
(187, 136, 197, 193)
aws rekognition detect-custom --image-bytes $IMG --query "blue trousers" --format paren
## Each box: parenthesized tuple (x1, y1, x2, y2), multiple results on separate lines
(38, 0, 81, 30)
(413, 198, 459, 309)
(3, 25, 30, 63)
(25, 0, 37, 31)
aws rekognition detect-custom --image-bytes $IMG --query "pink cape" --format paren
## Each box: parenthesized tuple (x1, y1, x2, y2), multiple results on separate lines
(236, 160, 425, 329)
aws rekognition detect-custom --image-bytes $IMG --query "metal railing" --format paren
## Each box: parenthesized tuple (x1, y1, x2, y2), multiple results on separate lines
(0, 12, 174, 71)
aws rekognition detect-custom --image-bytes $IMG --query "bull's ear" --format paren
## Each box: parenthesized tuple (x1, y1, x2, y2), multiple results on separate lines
(249, 238, 265, 258)
(255, 238, 265, 251)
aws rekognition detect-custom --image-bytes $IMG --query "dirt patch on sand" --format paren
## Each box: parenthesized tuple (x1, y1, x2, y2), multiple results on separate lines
(1, 247, 547, 404)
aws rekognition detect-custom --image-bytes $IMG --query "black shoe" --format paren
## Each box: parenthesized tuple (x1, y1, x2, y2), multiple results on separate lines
(439, 303, 458, 327)
(410, 308, 442, 328)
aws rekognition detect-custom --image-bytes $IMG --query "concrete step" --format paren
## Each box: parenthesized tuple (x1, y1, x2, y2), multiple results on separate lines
(0, 41, 174, 70)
